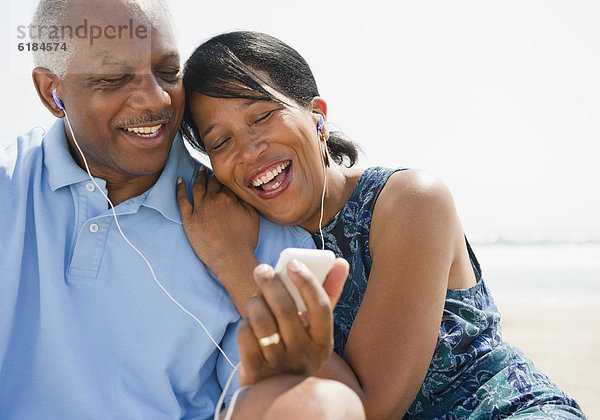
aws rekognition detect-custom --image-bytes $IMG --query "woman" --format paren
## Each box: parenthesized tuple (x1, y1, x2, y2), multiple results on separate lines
(177, 31, 584, 419)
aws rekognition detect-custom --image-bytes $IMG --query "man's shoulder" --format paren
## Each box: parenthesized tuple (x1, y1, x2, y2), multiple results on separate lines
(5, 126, 47, 151)
(255, 218, 315, 266)
(259, 217, 313, 244)
(1, 126, 47, 178)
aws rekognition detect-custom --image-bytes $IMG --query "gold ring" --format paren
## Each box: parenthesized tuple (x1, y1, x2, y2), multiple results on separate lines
(258, 332, 281, 348)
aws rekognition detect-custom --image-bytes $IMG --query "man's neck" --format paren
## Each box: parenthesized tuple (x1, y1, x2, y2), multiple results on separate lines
(105, 171, 162, 206)
(65, 139, 164, 206)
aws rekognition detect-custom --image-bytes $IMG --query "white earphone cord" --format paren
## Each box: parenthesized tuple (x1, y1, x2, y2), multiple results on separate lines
(64, 110, 242, 416)
(63, 111, 239, 372)
(318, 138, 327, 250)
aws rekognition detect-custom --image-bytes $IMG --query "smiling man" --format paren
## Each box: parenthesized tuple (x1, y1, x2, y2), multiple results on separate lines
(0, 0, 364, 419)
(34, 0, 183, 205)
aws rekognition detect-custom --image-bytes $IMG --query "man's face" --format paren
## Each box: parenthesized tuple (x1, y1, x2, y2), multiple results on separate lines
(57, 1, 184, 182)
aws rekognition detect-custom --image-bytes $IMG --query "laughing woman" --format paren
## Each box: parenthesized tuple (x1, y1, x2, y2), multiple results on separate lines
(177, 31, 584, 419)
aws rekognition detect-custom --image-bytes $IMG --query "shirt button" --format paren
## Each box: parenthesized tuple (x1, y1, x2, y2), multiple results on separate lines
(85, 182, 95, 192)
(89, 223, 99, 233)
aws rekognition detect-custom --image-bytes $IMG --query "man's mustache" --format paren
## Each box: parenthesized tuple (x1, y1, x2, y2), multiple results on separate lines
(115, 111, 174, 128)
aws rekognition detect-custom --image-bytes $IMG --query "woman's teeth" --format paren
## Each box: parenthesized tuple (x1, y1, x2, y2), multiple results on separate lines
(252, 161, 290, 188)
(124, 125, 162, 138)
(268, 181, 282, 190)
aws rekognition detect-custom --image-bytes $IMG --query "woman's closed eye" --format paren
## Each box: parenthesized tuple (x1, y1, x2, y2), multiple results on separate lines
(210, 136, 232, 152)
(252, 110, 275, 125)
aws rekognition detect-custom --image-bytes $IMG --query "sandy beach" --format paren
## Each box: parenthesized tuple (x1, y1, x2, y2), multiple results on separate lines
(497, 303, 599, 418)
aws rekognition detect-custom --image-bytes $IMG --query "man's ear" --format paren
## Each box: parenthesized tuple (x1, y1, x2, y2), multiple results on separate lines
(32, 67, 65, 118)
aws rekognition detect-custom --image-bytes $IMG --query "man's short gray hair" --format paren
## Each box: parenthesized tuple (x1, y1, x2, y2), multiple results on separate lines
(31, 0, 72, 79)
(30, 0, 175, 80)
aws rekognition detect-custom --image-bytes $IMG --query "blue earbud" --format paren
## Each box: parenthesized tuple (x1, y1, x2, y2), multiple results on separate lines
(52, 89, 65, 111)
(316, 115, 324, 132)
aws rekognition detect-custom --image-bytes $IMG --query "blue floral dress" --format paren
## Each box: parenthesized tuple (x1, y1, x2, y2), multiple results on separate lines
(312, 167, 585, 419)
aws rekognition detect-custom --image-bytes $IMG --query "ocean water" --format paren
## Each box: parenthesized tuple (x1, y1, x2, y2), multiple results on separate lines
(471, 241, 600, 308)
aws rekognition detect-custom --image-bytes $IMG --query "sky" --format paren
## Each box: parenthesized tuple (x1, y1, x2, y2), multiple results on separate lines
(2, 0, 599, 242)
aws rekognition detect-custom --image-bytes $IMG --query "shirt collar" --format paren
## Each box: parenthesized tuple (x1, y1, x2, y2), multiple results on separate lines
(44, 119, 96, 191)
(141, 132, 196, 225)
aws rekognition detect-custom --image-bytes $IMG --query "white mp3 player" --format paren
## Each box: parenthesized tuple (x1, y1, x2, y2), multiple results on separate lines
(274, 248, 336, 312)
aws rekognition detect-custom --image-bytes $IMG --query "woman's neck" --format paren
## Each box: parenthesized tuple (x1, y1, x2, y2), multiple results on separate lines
(300, 166, 364, 233)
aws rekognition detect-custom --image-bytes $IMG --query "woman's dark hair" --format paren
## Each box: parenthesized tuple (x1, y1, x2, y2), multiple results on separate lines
(182, 31, 358, 167)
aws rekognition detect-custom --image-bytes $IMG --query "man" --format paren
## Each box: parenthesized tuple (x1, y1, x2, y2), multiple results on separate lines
(0, 0, 364, 418)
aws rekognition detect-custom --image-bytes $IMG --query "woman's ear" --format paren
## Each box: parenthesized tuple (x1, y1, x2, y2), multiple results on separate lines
(310, 97, 328, 138)
(32, 67, 65, 118)
(311, 97, 331, 167)
(310, 97, 328, 123)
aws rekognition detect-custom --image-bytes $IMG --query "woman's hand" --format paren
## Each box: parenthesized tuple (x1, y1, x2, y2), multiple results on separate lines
(237, 258, 348, 386)
(177, 167, 261, 314)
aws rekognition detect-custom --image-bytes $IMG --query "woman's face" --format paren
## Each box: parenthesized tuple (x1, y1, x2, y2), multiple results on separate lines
(189, 92, 327, 228)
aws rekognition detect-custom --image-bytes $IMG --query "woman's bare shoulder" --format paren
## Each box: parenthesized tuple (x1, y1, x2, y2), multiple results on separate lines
(376, 169, 457, 222)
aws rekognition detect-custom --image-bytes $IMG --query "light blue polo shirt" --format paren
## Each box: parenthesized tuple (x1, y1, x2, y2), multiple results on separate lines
(0, 120, 313, 419)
